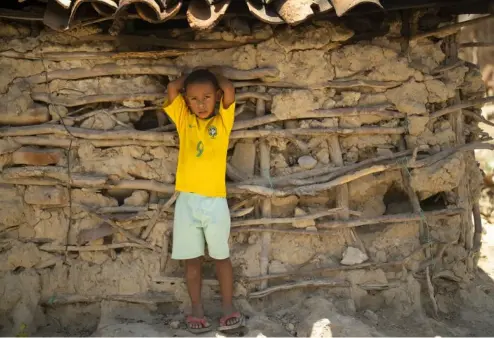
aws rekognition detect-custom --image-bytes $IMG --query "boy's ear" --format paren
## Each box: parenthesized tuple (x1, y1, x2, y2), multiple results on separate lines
(216, 89, 222, 101)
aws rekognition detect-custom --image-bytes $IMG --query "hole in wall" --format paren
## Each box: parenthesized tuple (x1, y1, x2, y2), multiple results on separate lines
(383, 184, 413, 215)
(419, 192, 448, 211)
(12, 266, 24, 274)
(344, 10, 388, 37)
(133, 110, 161, 130)
(310, 3, 321, 13)
(133, 75, 169, 130)
(113, 247, 124, 254)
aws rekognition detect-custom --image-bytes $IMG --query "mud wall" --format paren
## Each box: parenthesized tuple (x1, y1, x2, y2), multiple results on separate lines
(0, 13, 488, 335)
(458, 15, 494, 95)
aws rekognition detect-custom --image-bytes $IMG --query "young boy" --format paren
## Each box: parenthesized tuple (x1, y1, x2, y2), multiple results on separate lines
(164, 68, 244, 333)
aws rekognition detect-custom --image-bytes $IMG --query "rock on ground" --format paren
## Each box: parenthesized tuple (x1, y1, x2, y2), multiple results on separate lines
(296, 297, 382, 337)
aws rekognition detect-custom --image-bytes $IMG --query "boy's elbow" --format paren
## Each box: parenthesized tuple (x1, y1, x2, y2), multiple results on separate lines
(167, 82, 178, 92)
(167, 82, 180, 99)
(224, 81, 235, 93)
(223, 83, 235, 100)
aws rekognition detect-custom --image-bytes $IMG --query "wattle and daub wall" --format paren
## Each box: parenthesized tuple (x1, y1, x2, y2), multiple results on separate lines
(0, 9, 490, 334)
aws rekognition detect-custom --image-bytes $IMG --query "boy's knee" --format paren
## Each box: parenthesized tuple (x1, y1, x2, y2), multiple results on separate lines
(185, 258, 202, 277)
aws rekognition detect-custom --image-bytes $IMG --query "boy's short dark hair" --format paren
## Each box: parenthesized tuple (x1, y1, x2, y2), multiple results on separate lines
(184, 69, 220, 91)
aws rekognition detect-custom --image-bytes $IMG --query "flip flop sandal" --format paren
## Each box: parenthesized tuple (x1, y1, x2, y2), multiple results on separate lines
(218, 312, 246, 332)
(186, 315, 212, 334)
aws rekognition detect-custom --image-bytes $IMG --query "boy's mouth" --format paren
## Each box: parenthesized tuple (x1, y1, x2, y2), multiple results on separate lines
(197, 111, 211, 118)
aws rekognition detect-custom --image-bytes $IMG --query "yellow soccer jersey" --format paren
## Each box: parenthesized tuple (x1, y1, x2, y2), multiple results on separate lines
(163, 94, 235, 197)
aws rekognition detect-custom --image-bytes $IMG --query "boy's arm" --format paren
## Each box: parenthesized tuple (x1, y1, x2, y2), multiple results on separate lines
(209, 67, 236, 129)
(214, 72, 235, 109)
(167, 74, 186, 103)
(163, 75, 187, 128)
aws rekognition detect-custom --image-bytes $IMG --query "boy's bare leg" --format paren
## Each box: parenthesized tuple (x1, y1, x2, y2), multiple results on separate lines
(185, 257, 206, 329)
(216, 258, 241, 325)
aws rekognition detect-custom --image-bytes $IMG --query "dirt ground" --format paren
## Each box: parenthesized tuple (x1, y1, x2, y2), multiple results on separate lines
(32, 242, 494, 338)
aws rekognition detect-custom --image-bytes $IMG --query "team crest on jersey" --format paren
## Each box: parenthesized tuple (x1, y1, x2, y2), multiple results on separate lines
(208, 126, 217, 139)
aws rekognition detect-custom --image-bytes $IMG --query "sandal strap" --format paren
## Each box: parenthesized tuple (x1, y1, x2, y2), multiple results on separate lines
(187, 316, 208, 327)
(220, 312, 242, 325)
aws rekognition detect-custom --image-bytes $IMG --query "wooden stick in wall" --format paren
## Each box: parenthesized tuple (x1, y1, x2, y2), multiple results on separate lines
(315, 208, 462, 229)
(326, 118, 367, 255)
(444, 35, 476, 274)
(230, 127, 406, 139)
(472, 202, 482, 252)
(259, 142, 271, 290)
(248, 278, 349, 299)
(10, 136, 166, 149)
(1, 125, 405, 144)
(233, 79, 403, 90)
(410, 14, 494, 42)
(430, 95, 494, 119)
(0, 124, 177, 143)
(247, 241, 438, 282)
(140, 192, 177, 240)
(0, 50, 188, 60)
(39, 242, 148, 252)
(75, 34, 268, 50)
(239, 149, 413, 187)
(451, 92, 474, 261)
(25, 65, 279, 84)
(160, 230, 171, 275)
(397, 137, 438, 318)
(40, 292, 174, 306)
(257, 86, 271, 290)
(232, 104, 401, 131)
(30, 91, 271, 107)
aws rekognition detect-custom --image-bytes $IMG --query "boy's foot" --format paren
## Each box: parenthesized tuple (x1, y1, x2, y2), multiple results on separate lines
(186, 305, 212, 334)
(218, 307, 245, 332)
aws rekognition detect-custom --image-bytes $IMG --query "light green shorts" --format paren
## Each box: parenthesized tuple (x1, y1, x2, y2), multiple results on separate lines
(171, 192, 231, 260)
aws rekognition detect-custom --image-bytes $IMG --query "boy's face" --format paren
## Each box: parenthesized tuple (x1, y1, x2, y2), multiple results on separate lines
(185, 82, 221, 119)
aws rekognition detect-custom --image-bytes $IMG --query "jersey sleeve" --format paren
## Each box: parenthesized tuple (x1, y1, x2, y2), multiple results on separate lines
(219, 99, 236, 132)
(163, 94, 187, 130)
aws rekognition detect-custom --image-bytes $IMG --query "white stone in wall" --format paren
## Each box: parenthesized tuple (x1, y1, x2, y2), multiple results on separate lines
(124, 190, 149, 207)
(341, 247, 369, 266)
(298, 155, 317, 170)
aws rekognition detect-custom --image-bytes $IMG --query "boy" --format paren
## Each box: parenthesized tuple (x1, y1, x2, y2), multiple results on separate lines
(164, 68, 244, 333)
